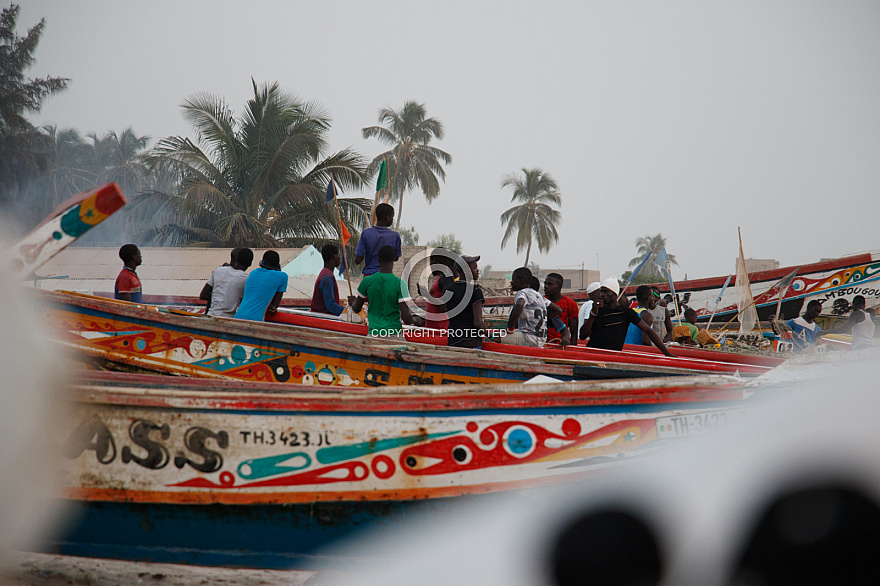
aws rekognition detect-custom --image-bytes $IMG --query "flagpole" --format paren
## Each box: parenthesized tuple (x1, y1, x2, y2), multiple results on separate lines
(774, 268, 800, 322)
(718, 269, 801, 332)
(329, 173, 354, 297)
(665, 258, 682, 326)
(705, 274, 732, 332)
(370, 157, 388, 227)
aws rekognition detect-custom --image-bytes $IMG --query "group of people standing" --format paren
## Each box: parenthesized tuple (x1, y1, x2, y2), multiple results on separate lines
(113, 214, 877, 353)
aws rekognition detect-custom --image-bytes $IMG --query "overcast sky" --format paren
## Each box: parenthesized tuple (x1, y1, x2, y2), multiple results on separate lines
(20, 1, 880, 280)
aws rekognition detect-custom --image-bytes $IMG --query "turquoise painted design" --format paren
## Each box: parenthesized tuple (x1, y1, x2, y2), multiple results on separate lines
(238, 452, 312, 480)
(100, 330, 151, 337)
(59, 205, 90, 237)
(507, 428, 533, 454)
(192, 347, 286, 373)
(316, 431, 460, 465)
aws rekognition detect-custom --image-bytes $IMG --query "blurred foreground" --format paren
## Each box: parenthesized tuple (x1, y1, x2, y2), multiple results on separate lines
(3, 553, 315, 586)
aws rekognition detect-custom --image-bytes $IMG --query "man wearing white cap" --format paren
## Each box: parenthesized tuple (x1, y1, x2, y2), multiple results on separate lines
(577, 282, 603, 337)
(580, 276, 675, 356)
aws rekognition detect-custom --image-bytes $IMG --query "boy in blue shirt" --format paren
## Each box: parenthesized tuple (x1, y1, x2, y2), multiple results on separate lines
(234, 250, 288, 321)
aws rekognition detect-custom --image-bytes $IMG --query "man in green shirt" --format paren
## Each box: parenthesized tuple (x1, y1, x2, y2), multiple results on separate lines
(351, 245, 423, 338)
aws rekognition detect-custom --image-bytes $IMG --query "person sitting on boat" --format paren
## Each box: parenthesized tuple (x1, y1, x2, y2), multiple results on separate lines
(354, 203, 401, 276)
(350, 245, 423, 339)
(649, 286, 674, 342)
(204, 247, 241, 314)
(443, 253, 487, 348)
(624, 285, 658, 346)
(577, 282, 602, 337)
(843, 296, 876, 350)
(676, 307, 701, 346)
(201, 248, 253, 318)
(310, 244, 355, 317)
(784, 300, 823, 350)
(234, 250, 288, 321)
(581, 277, 675, 357)
(544, 273, 578, 346)
(114, 244, 142, 303)
(497, 267, 568, 348)
(424, 248, 454, 331)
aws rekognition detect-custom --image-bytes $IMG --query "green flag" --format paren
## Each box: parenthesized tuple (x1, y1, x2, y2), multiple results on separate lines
(375, 159, 388, 193)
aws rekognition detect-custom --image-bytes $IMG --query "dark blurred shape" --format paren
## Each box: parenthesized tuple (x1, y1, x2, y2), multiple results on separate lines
(550, 509, 662, 586)
(733, 485, 880, 585)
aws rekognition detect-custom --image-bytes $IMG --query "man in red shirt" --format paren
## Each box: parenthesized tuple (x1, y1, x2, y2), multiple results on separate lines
(544, 272, 578, 345)
(114, 244, 142, 302)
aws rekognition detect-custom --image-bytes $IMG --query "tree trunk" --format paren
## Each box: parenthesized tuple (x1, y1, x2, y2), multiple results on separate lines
(525, 240, 532, 266)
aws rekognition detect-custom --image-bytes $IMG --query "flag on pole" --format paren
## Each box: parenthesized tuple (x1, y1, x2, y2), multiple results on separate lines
(655, 247, 680, 321)
(325, 177, 336, 203)
(774, 268, 800, 321)
(340, 222, 351, 247)
(375, 160, 388, 194)
(715, 275, 733, 306)
(336, 252, 347, 278)
(655, 247, 668, 271)
(623, 247, 658, 288)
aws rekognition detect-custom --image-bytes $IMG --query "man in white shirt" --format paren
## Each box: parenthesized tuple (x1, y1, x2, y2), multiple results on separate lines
(200, 248, 253, 318)
(577, 281, 602, 335)
(497, 267, 567, 348)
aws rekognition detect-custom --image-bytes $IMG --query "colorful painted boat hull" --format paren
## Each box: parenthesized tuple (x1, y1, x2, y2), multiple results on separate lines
(39, 289, 731, 387)
(45, 371, 750, 568)
(7, 184, 125, 278)
(624, 249, 880, 321)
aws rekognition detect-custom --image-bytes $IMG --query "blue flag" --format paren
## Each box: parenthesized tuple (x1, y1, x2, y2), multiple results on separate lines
(624, 247, 658, 288)
(325, 178, 336, 203)
(715, 275, 732, 306)
(655, 247, 668, 270)
(334, 253, 347, 279)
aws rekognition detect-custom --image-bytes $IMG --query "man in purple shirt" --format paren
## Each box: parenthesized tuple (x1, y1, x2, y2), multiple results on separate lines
(354, 203, 402, 276)
(311, 244, 355, 316)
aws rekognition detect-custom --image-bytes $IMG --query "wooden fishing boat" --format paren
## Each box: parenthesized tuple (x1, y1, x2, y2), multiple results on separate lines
(38, 289, 771, 387)
(269, 307, 784, 370)
(623, 249, 880, 322)
(46, 369, 751, 569)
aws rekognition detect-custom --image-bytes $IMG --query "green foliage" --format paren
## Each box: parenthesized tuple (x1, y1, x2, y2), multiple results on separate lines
(362, 101, 452, 229)
(500, 168, 562, 266)
(398, 225, 420, 246)
(628, 234, 677, 279)
(426, 233, 462, 254)
(137, 80, 371, 248)
(0, 3, 69, 206)
(620, 271, 665, 286)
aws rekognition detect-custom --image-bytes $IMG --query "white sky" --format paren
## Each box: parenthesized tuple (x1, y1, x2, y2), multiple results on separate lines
(20, 1, 880, 280)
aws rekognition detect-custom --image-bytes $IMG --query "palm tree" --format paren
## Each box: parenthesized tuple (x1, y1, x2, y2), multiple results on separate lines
(137, 80, 371, 248)
(628, 234, 678, 279)
(101, 128, 150, 195)
(0, 4, 69, 209)
(31, 125, 92, 215)
(499, 168, 562, 266)
(362, 101, 451, 229)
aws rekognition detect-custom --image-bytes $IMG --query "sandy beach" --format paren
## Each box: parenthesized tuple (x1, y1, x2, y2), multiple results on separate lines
(2, 553, 319, 586)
